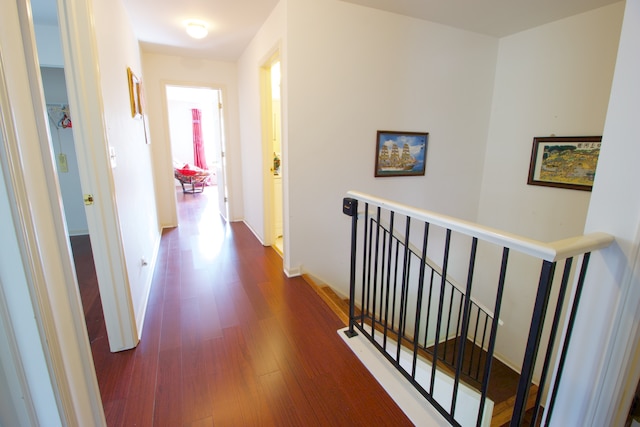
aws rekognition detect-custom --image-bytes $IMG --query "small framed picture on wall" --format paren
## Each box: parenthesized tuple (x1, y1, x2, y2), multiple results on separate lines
(527, 136, 602, 191)
(374, 130, 428, 177)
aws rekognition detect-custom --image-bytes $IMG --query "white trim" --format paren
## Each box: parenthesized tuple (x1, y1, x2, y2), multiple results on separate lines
(260, 52, 278, 248)
(134, 232, 162, 338)
(242, 219, 267, 245)
(0, 0, 105, 424)
(338, 326, 493, 426)
(0, 281, 38, 426)
(591, 225, 640, 426)
(160, 80, 232, 225)
(348, 191, 614, 262)
(284, 265, 302, 278)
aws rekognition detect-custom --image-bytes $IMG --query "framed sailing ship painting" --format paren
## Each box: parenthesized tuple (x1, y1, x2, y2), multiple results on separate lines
(375, 131, 428, 177)
(527, 136, 602, 191)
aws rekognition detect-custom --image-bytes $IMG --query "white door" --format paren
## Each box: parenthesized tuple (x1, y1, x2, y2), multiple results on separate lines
(215, 90, 229, 220)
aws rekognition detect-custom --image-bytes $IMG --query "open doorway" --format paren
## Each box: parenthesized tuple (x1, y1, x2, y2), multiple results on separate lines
(165, 85, 229, 220)
(261, 54, 284, 257)
(30, 0, 110, 355)
(39, 67, 106, 345)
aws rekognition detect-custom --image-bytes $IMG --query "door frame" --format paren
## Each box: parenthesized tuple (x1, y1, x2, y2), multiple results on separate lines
(0, 0, 105, 423)
(162, 82, 230, 221)
(260, 50, 281, 249)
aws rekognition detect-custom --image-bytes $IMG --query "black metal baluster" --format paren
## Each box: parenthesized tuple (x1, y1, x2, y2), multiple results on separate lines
(530, 258, 573, 426)
(370, 207, 382, 340)
(379, 225, 388, 325)
(476, 247, 509, 427)
(430, 229, 452, 394)
(402, 255, 413, 339)
(411, 223, 430, 379)
(443, 283, 456, 362)
(468, 306, 480, 377)
(451, 237, 478, 419)
(365, 216, 374, 326)
(545, 252, 591, 426)
(510, 260, 557, 427)
(391, 238, 400, 333)
(423, 269, 435, 349)
(344, 198, 359, 338)
(383, 212, 395, 350)
(475, 313, 489, 381)
(396, 217, 412, 363)
(452, 290, 464, 370)
(360, 204, 370, 328)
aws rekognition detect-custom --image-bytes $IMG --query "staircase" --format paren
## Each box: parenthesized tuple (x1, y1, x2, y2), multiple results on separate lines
(303, 274, 540, 427)
(335, 191, 613, 426)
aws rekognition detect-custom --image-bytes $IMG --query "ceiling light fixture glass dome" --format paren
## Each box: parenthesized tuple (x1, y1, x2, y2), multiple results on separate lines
(186, 21, 208, 39)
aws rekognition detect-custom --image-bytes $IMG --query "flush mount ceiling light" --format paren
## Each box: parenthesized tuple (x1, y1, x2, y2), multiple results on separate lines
(185, 20, 208, 39)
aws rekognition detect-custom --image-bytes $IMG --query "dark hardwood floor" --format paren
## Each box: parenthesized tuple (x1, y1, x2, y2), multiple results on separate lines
(71, 187, 412, 426)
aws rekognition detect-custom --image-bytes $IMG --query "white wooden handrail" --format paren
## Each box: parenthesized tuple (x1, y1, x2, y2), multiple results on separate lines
(348, 190, 614, 262)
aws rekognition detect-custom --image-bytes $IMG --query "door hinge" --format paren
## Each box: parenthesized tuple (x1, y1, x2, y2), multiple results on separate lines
(218, 102, 223, 110)
(84, 194, 94, 205)
(224, 197, 228, 203)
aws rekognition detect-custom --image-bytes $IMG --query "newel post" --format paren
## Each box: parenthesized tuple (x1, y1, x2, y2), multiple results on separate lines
(343, 197, 359, 338)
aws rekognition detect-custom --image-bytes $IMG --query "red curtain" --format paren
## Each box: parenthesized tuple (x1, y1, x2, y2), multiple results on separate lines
(192, 108, 207, 170)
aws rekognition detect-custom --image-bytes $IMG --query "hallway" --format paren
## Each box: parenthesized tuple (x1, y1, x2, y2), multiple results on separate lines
(81, 187, 411, 426)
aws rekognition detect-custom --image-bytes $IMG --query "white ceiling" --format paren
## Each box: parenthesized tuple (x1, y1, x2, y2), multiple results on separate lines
(341, 0, 621, 38)
(30, 0, 620, 60)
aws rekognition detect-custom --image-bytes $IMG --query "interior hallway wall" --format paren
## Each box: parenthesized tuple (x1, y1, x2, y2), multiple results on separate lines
(284, 0, 498, 287)
(91, 0, 161, 332)
(553, 0, 640, 424)
(237, 1, 286, 250)
(475, 3, 623, 371)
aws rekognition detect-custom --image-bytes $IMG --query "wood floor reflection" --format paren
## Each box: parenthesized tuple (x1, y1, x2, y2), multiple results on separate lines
(74, 186, 411, 426)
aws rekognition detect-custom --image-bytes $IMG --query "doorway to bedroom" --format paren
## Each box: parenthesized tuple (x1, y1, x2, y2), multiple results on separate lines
(165, 85, 229, 220)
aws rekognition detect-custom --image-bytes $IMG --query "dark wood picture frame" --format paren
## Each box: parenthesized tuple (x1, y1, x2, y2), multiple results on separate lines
(527, 136, 602, 191)
(374, 130, 428, 177)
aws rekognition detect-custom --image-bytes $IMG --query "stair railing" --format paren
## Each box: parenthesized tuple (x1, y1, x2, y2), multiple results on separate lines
(342, 191, 614, 427)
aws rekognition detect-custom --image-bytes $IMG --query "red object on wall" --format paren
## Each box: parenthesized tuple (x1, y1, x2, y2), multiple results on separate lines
(192, 108, 207, 170)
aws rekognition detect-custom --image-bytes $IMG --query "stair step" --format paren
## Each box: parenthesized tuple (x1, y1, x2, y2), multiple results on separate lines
(300, 274, 540, 426)
(490, 385, 539, 427)
(301, 274, 349, 326)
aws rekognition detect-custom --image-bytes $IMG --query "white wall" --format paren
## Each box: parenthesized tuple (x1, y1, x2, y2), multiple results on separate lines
(142, 52, 243, 226)
(478, 3, 623, 240)
(238, 0, 624, 390)
(284, 0, 498, 289)
(475, 3, 624, 372)
(33, 24, 64, 68)
(91, 0, 161, 332)
(40, 67, 89, 236)
(237, 0, 286, 246)
(552, 0, 640, 424)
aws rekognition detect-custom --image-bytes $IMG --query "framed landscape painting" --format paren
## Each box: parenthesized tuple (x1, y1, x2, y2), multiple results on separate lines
(375, 131, 428, 177)
(527, 136, 602, 191)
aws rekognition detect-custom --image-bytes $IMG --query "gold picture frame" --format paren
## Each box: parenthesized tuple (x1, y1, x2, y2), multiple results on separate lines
(127, 67, 143, 118)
